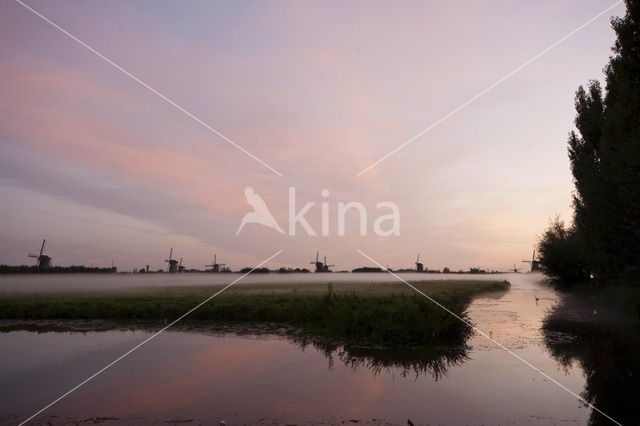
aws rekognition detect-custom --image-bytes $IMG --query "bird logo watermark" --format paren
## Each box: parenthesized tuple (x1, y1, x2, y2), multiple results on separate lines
(236, 186, 285, 235)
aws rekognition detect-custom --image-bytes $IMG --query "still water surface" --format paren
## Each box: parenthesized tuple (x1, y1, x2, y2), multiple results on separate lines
(0, 273, 616, 425)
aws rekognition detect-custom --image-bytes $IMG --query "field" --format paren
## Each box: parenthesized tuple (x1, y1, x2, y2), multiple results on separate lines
(0, 280, 509, 346)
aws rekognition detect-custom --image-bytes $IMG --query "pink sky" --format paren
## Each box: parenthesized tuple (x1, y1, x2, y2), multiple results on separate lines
(0, 0, 625, 271)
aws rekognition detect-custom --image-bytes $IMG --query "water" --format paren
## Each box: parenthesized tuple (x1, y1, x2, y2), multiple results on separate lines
(0, 273, 632, 425)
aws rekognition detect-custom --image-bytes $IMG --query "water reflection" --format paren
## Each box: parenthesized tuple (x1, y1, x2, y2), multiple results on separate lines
(291, 335, 469, 381)
(1, 320, 470, 382)
(542, 298, 640, 426)
(2, 273, 597, 425)
(0, 324, 472, 425)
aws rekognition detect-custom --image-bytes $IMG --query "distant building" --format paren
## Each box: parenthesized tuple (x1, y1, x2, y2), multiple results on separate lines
(35, 255, 51, 269)
(531, 260, 540, 272)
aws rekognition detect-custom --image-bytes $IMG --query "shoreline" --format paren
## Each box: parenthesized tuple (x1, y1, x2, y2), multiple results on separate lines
(0, 280, 510, 346)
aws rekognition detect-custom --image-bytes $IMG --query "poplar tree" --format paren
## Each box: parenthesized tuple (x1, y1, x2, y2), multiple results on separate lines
(541, 0, 640, 283)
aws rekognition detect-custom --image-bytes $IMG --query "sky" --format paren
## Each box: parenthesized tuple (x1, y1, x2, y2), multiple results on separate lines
(0, 0, 626, 272)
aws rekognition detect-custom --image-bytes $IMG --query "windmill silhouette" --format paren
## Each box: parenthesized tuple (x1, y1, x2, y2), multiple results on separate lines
(522, 249, 540, 272)
(165, 248, 179, 273)
(415, 254, 424, 272)
(236, 186, 284, 235)
(309, 251, 333, 272)
(28, 239, 51, 269)
(310, 251, 323, 272)
(205, 254, 226, 272)
(322, 256, 334, 272)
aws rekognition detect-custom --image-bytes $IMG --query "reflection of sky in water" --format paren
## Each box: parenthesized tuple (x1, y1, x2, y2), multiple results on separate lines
(467, 273, 559, 350)
(0, 274, 592, 425)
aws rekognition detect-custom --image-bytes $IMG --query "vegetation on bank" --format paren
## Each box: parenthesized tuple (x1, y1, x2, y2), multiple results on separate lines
(538, 1, 640, 286)
(0, 280, 509, 346)
(0, 265, 117, 274)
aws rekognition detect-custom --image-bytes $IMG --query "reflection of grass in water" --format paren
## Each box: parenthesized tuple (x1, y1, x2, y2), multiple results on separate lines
(0, 319, 470, 382)
(292, 333, 469, 381)
(0, 280, 508, 346)
(542, 300, 640, 426)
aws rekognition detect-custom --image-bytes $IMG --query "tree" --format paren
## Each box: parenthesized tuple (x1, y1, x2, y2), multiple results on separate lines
(543, 0, 640, 283)
(597, 0, 640, 279)
(537, 217, 590, 285)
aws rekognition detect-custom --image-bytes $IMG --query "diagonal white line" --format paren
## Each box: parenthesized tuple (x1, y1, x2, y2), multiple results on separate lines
(355, 249, 622, 426)
(356, 0, 624, 176)
(14, 0, 283, 177)
(18, 249, 283, 426)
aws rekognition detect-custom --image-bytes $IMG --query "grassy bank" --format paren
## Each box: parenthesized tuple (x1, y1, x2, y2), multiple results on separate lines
(0, 280, 509, 346)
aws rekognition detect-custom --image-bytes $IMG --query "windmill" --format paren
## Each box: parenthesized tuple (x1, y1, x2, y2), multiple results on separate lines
(165, 248, 179, 273)
(310, 251, 323, 272)
(510, 263, 520, 273)
(322, 256, 334, 272)
(205, 254, 226, 272)
(178, 257, 186, 272)
(522, 249, 540, 272)
(310, 251, 332, 272)
(28, 239, 51, 269)
(415, 254, 424, 272)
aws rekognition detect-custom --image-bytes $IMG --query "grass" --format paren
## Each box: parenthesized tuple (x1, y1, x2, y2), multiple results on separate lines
(0, 280, 509, 346)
